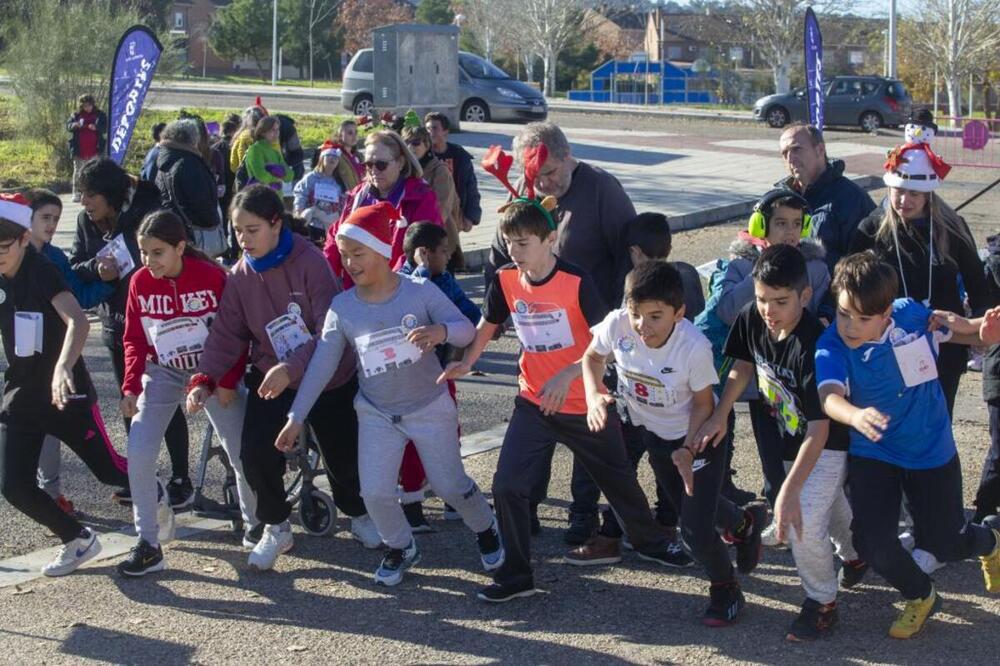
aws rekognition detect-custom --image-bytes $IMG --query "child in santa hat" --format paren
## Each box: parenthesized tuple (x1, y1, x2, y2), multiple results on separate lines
(275, 201, 503, 587)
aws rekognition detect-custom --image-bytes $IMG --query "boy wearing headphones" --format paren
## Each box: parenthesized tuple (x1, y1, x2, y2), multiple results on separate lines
(695, 190, 833, 540)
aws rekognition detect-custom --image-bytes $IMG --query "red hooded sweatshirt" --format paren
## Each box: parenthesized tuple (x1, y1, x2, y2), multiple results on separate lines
(122, 255, 244, 396)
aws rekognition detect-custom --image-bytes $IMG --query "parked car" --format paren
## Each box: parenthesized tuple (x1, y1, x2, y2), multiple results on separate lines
(341, 49, 548, 123)
(753, 76, 912, 131)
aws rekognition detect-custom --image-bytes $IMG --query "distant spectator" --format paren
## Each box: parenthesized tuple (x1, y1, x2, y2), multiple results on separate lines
(402, 125, 462, 267)
(426, 112, 481, 271)
(66, 94, 107, 202)
(140, 122, 167, 182)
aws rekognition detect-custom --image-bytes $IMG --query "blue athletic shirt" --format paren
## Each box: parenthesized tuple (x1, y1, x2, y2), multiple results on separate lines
(814, 298, 955, 469)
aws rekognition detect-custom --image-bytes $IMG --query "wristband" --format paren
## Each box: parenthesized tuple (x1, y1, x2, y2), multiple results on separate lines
(186, 373, 216, 394)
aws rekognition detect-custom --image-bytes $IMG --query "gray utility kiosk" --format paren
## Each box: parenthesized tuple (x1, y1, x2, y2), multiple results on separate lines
(373, 23, 461, 129)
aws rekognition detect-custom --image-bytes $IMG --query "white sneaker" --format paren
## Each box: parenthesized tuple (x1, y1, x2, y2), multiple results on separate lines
(42, 529, 102, 577)
(157, 478, 176, 545)
(760, 521, 780, 547)
(247, 522, 293, 571)
(350, 514, 382, 549)
(899, 530, 916, 552)
(912, 548, 946, 574)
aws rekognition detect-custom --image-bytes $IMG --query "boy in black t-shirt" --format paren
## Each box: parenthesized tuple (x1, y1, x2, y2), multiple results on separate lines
(695, 245, 860, 641)
(0, 193, 129, 577)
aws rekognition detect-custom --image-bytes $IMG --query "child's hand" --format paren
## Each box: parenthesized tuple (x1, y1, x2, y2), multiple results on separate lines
(671, 447, 696, 496)
(693, 414, 727, 453)
(980, 307, 1000, 346)
(586, 392, 615, 432)
(539, 366, 575, 416)
(850, 407, 889, 441)
(930, 309, 974, 334)
(186, 386, 211, 414)
(51, 363, 76, 410)
(774, 485, 802, 544)
(407, 324, 446, 353)
(437, 361, 472, 384)
(258, 364, 291, 400)
(120, 394, 138, 418)
(275, 419, 303, 452)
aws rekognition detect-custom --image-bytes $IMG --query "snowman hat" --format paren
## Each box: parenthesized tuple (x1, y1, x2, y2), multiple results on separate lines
(903, 109, 938, 144)
(883, 111, 951, 193)
(335, 201, 400, 258)
(0, 192, 32, 229)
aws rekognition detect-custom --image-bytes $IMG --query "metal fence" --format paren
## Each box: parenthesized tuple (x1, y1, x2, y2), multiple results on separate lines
(932, 117, 1000, 169)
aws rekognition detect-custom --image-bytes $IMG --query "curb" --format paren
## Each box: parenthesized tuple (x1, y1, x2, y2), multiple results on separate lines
(461, 173, 882, 273)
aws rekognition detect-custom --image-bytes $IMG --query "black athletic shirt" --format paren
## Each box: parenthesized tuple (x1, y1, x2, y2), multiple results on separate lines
(724, 302, 849, 460)
(0, 246, 95, 417)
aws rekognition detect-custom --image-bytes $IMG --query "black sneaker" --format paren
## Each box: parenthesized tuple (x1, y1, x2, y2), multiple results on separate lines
(838, 559, 868, 589)
(403, 502, 435, 533)
(636, 541, 694, 568)
(477, 579, 538, 603)
(117, 540, 165, 577)
(734, 503, 767, 574)
(786, 598, 839, 641)
(167, 477, 194, 509)
(702, 580, 745, 627)
(477, 518, 505, 571)
(112, 486, 133, 506)
(721, 481, 757, 507)
(564, 511, 598, 546)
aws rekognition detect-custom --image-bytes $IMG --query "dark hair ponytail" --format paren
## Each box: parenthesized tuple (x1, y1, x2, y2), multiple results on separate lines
(230, 184, 309, 236)
(137, 210, 213, 263)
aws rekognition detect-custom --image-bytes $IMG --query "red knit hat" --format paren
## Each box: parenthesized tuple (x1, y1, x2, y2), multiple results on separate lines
(0, 192, 32, 229)
(318, 139, 342, 160)
(336, 201, 399, 258)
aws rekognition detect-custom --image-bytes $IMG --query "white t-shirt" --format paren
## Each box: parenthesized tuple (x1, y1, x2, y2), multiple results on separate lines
(591, 310, 718, 440)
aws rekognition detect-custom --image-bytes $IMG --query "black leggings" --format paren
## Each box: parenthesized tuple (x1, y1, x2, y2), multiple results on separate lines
(241, 369, 366, 525)
(105, 330, 189, 479)
(1, 405, 129, 542)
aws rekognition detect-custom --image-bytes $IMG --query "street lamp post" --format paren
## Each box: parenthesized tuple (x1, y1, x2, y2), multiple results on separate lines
(271, 0, 278, 86)
(887, 0, 897, 79)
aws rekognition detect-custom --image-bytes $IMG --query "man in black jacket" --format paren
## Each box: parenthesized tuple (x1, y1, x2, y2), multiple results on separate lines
(154, 119, 221, 232)
(777, 123, 876, 273)
(426, 112, 482, 271)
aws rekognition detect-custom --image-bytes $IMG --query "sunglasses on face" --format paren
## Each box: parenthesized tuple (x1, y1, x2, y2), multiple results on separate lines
(405, 139, 424, 148)
(364, 159, 393, 172)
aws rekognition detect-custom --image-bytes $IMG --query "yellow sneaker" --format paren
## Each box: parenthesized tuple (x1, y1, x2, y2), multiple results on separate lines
(889, 586, 941, 639)
(980, 528, 1000, 593)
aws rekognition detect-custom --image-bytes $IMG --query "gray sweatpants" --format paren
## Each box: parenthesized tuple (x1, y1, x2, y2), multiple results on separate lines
(356, 390, 493, 549)
(784, 449, 857, 604)
(37, 436, 62, 498)
(127, 363, 256, 545)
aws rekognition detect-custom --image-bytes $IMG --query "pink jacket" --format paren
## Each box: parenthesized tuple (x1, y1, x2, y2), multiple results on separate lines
(323, 176, 442, 286)
(197, 233, 356, 391)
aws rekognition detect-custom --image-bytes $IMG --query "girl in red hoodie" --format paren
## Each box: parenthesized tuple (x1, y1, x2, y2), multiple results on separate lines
(116, 211, 256, 577)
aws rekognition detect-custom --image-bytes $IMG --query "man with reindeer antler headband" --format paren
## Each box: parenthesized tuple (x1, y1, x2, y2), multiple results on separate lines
(483, 121, 638, 547)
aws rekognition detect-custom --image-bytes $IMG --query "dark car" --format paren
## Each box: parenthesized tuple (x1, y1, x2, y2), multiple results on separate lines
(753, 76, 912, 131)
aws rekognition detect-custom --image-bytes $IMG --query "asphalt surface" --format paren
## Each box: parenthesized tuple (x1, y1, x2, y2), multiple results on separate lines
(2, 109, 1000, 663)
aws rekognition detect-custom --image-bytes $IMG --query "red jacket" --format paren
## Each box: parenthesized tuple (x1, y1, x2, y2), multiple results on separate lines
(323, 176, 442, 286)
(122, 256, 244, 396)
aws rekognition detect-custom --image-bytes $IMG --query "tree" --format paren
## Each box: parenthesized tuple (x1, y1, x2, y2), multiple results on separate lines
(416, 0, 454, 25)
(457, 0, 516, 63)
(517, 0, 587, 96)
(906, 0, 1000, 120)
(280, 0, 340, 83)
(1, 0, 157, 173)
(336, 0, 414, 53)
(738, 1, 855, 95)
(210, 0, 276, 82)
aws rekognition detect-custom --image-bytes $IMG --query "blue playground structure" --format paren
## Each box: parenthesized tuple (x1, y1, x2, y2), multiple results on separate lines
(568, 59, 717, 105)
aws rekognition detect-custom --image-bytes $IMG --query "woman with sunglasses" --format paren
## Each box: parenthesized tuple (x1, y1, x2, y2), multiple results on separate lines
(323, 129, 442, 286)
(401, 126, 461, 268)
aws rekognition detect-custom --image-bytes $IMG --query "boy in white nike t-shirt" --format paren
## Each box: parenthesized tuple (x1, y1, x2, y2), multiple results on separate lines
(581, 261, 764, 628)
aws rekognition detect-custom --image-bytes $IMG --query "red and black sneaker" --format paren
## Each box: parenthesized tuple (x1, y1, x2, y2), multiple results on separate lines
(838, 559, 869, 590)
(786, 598, 839, 641)
(702, 580, 745, 627)
(731, 503, 767, 574)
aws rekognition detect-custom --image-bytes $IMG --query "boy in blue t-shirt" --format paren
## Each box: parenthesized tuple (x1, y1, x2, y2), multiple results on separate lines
(815, 252, 1000, 639)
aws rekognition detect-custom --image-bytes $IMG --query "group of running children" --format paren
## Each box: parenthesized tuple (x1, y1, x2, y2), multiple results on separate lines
(1, 130, 999, 645)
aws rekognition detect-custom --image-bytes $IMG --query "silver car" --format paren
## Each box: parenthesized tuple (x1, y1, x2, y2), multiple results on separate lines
(341, 49, 548, 123)
(753, 76, 912, 132)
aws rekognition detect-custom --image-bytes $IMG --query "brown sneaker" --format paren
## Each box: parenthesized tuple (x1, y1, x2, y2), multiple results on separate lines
(563, 534, 623, 566)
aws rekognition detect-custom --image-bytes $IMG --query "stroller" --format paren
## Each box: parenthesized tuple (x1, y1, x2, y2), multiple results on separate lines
(191, 421, 338, 536)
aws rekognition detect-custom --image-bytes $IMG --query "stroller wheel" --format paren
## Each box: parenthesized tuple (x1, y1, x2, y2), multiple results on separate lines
(299, 489, 338, 536)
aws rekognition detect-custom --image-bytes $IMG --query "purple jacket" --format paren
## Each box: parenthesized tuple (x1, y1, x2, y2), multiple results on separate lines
(198, 233, 355, 390)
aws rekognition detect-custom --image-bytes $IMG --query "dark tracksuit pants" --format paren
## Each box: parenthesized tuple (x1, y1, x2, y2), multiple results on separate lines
(492, 397, 671, 588)
(748, 399, 788, 509)
(105, 329, 189, 480)
(974, 400, 1000, 519)
(1, 404, 129, 543)
(241, 368, 366, 525)
(849, 454, 997, 600)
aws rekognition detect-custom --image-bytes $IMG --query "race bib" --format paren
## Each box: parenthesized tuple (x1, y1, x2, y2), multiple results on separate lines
(892, 334, 938, 387)
(14, 311, 43, 357)
(619, 369, 670, 408)
(151, 317, 209, 370)
(314, 182, 341, 203)
(354, 326, 422, 378)
(511, 304, 574, 353)
(265, 311, 313, 361)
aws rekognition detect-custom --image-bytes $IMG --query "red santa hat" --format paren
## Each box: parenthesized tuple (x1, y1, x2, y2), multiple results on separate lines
(318, 139, 342, 160)
(335, 201, 399, 258)
(0, 192, 32, 229)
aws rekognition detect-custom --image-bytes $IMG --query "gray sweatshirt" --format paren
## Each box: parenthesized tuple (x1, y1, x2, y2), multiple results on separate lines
(288, 274, 475, 422)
